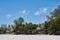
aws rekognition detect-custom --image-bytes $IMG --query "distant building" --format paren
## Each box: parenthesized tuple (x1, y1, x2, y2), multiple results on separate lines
(36, 24, 45, 30)
(36, 26, 41, 30)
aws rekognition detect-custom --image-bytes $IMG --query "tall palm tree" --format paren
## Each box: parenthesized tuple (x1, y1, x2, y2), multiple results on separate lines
(13, 17, 24, 34)
(18, 17, 24, 26)
(14, 19, 19, 25)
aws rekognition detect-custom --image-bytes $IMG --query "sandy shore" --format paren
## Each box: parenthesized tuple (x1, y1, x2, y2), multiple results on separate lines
(0, 35, 60, 40)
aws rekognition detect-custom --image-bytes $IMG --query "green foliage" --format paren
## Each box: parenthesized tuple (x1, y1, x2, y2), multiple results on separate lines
(50, 18, 60, 30)
(24, 23, 38, 34)
(24, 23, 37, 30)
(32, 29, 39, 34)
(44, 21, 50, 34)
(0, 27, 7, 34)
(13, 17, 24, 34)
(0, 5, 60, 35)
(51, 5, 60, 17)
(47, 5, 60, 35)
(18, 17, 24, 25)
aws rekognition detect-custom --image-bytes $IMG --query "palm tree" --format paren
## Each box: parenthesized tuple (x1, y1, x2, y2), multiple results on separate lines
(18, 17, 24, 26)
(14, 19, 19, 25)
(13, 17, 24, 34)
(13, 19, 19, 34)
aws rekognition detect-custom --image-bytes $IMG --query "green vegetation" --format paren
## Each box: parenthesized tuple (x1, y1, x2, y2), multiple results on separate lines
(0, 5, 60, 35)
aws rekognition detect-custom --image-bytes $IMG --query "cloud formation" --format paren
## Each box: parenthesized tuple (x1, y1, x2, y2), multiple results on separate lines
(35, 8, 48, 15)
(6, 14, 12, 19)
(19, 10, 29, 14)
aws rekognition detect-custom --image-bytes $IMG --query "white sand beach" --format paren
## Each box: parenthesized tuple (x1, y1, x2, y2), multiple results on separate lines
(0, 35, 60, 40)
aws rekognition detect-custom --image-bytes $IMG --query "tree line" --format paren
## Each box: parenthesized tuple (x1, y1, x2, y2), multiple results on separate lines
(0, 5, 60, 35)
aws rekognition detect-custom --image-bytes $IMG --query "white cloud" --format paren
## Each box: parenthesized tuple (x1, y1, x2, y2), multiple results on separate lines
(19, 10, 29, 14)
(35, 8, 48, 15)
(6, 14, 12, 18)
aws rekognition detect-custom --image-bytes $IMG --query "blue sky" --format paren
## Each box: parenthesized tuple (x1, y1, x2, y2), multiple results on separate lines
(0, 0, 59, 25)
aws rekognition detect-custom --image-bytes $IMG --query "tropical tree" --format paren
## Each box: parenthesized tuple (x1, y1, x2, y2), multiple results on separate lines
(49, 18, 60, 35)
(13, 17, 24, 34)
(47, 5, 60, 35)
(24, 23, 38, 34)
(51, 5, 60, 18)
(44, 21, 50, 34)
(18, 17, 24, 26)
